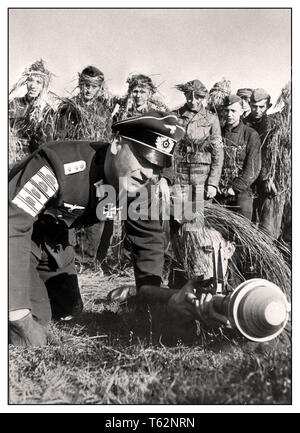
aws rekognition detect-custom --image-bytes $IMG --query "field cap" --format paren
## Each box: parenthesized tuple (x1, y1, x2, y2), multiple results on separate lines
(175, 79, 208, 97)
(251, 88, 271, 103)
(112, 111, 185, 168)
(237, 88, 252, 99)
(224, 94, 242, 106)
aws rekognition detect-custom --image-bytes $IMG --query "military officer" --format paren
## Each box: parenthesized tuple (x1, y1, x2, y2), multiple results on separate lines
(9, 111, 228, 347)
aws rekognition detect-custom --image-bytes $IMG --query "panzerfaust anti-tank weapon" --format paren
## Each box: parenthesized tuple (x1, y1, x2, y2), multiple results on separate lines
(193, 244, 291, 342)
(211, 278, 290, 342)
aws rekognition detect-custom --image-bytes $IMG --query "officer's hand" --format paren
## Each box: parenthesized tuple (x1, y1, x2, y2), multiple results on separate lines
(167, 280, 200, 320)
(206, 185, 217, 199)
(194, 293, 229, 329)
(9, 312, 48, 347)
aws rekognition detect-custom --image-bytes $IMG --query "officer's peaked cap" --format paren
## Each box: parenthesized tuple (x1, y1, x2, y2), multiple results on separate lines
(112, 111, 185, 168)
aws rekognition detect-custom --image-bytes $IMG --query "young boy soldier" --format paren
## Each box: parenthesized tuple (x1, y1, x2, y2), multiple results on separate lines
(55, 65, 112, 141)
(9, 59, 55, 160)
(112, 74, 168, 122)
(55, 66, 113, 267)
(218, 94, 262, 220)
(174, 79, 224, 199)
(9, 111, 228, 347)
(245, 88, 287, 239)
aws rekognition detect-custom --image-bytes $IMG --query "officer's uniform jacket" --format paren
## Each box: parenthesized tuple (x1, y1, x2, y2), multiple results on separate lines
(9, 140, 165, 308)
(221, 121, 262, 192)
(174, 105, 224, 188)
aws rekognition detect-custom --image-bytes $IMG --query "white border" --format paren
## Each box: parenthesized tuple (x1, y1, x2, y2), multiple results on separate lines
(2, 1, 298, 414)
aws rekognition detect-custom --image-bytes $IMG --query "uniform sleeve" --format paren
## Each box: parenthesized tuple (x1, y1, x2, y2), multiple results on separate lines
(232, 130, 262, 191)
(210, 113, 222, 146)
(207, 139, 224, 188)
(9, 153, 59, 311)
(207, 115, 224, 188)
(124, 217, 165, 289)
(259, 121, 277, 182)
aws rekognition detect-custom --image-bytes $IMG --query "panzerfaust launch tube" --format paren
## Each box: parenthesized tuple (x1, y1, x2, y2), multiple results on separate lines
(212, 279, 291, 342)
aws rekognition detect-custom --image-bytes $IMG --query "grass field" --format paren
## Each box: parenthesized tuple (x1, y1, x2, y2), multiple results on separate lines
(9, 272, 291, 405)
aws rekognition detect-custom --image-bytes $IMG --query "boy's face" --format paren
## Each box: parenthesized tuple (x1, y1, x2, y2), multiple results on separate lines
(185, 92, 205, 112)
(250, 98, 270, 119)
(225, 102, 243, 127)
(131, 86, 152, 108)
(26, 75, 44, 99)
(80, 82, 101, 102)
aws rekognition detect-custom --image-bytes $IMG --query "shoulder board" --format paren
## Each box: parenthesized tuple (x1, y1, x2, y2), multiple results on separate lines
(64, 160, 86, 175)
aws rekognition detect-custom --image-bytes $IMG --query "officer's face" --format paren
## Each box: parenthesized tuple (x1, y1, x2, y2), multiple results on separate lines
(80, 82, 101, 102)
(26, 75, 44, 99)
(250, 99, 270, 119)
(225, 102, 243, 127)
(131, 86, 152, 108)
(185, 92, 205, 112)
(110, 138, 160, 194)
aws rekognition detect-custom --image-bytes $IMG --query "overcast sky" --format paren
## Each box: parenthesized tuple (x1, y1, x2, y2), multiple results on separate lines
(9, 8, 291, 109)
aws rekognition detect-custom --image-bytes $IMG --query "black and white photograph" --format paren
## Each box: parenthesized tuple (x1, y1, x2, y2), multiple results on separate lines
(6, 4, 295, 413)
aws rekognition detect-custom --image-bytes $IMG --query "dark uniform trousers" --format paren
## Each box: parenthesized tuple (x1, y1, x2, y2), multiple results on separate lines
(220, 189, 254, 220)
(9, 140, 165, 327)
(253, 190, 286, 239)
(29, 220, 82, 325)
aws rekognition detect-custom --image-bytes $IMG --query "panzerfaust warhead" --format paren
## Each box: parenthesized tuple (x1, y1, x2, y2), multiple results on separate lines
(212, 279, 290, 342)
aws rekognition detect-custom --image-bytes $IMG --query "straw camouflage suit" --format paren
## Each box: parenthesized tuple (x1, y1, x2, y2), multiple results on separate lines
(152, 202, 291, 350)
(55, 66, 113, 142)
(9, 59, 56, 164)
(55, 66, 113, 268)
(245, 86, 291, 240)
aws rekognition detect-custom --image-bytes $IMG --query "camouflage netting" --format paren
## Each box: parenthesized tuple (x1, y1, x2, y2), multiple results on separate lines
(265, 82, 291, 201)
